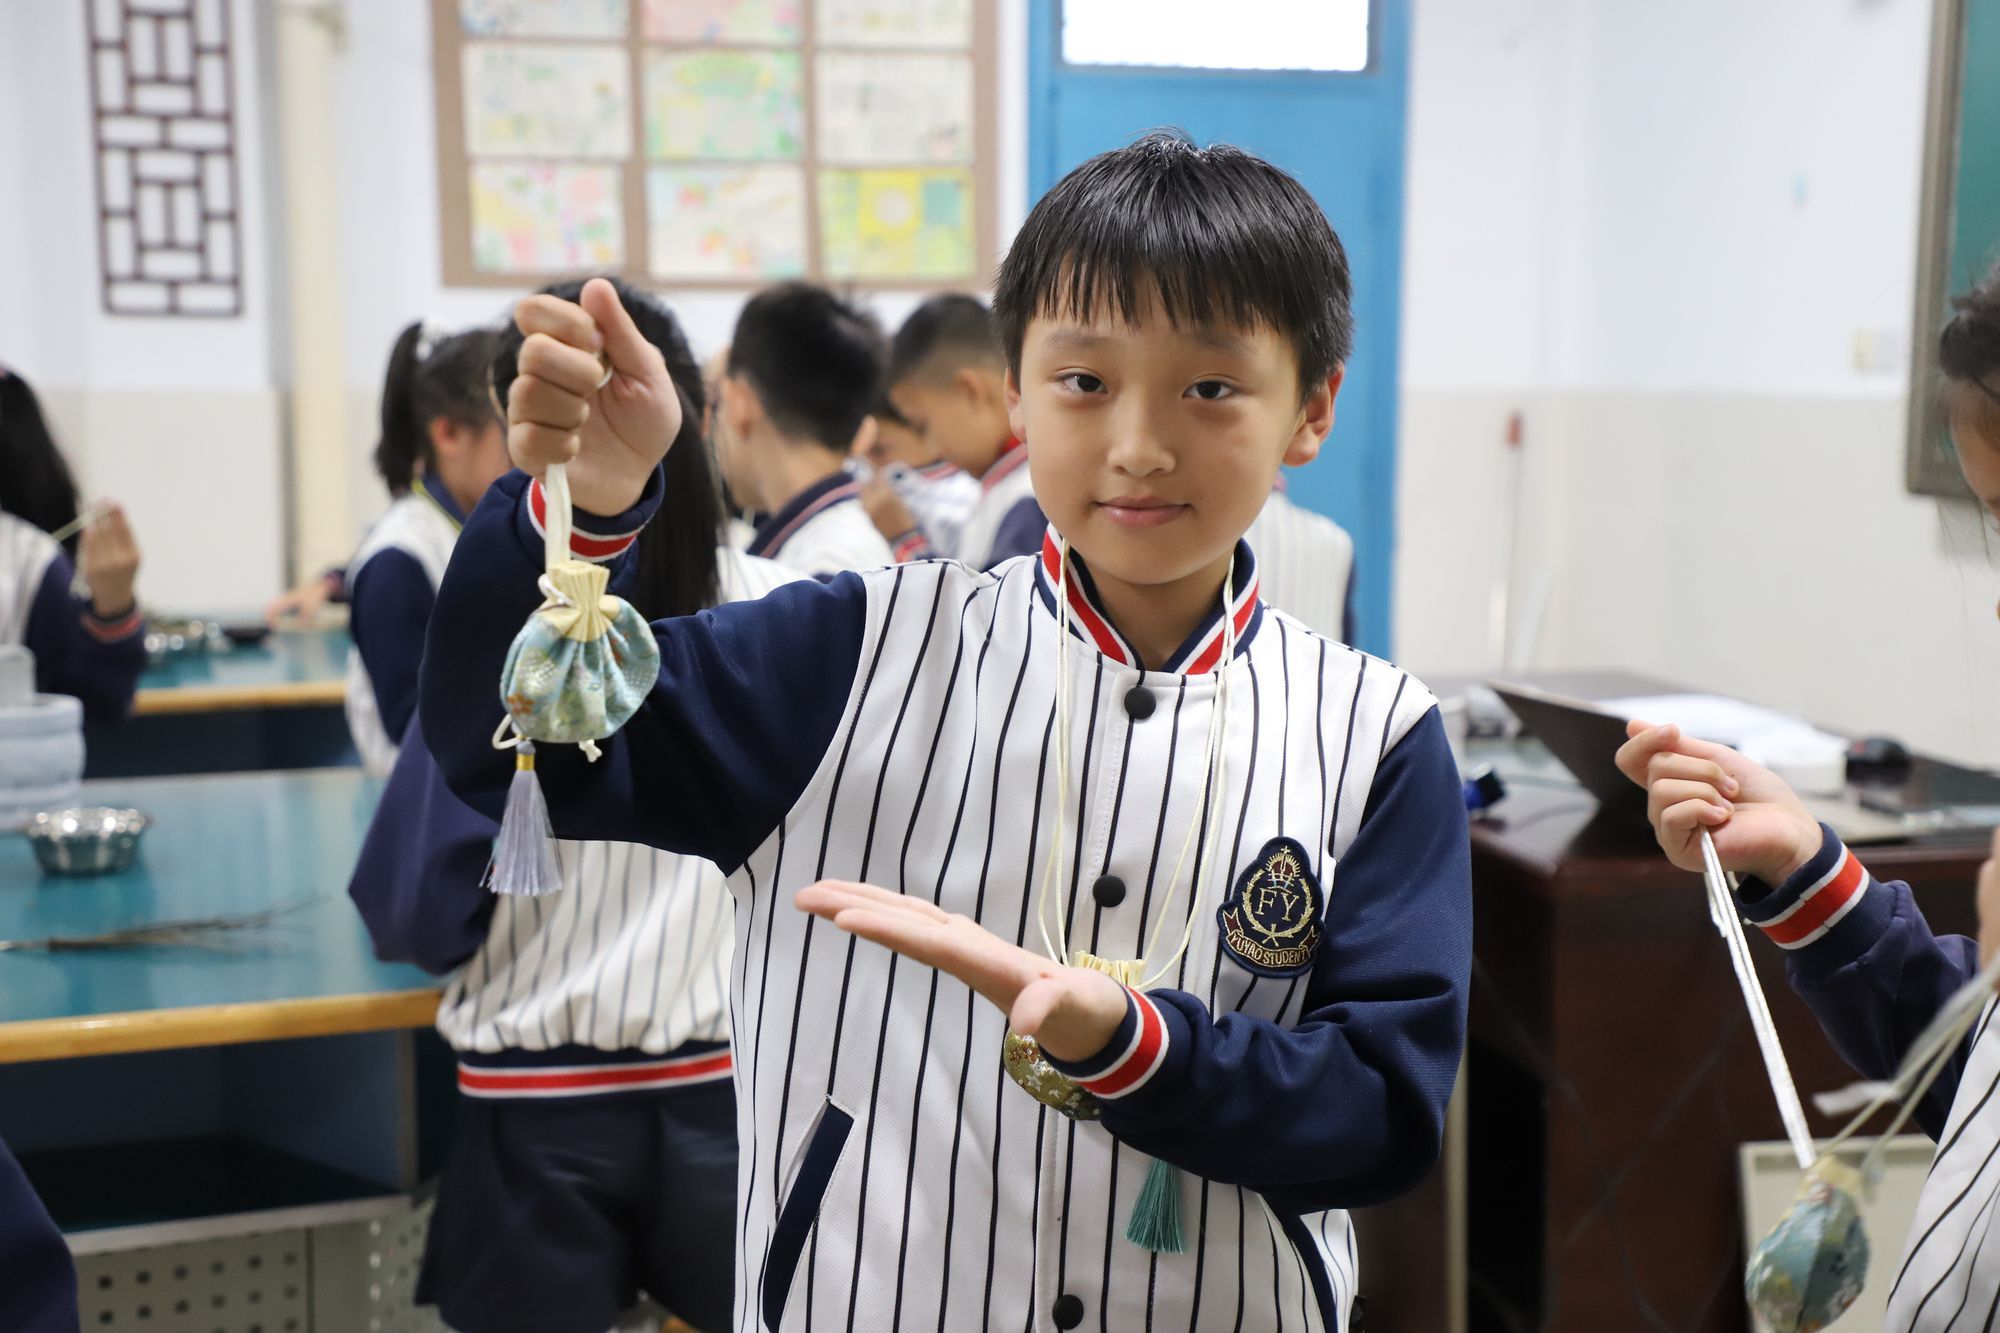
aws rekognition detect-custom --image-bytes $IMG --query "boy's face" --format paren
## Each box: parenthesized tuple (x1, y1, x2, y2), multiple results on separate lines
(856, 414, 936, 471)
(1008, 296, 1339, 595)
(889, 366, 1010, 476)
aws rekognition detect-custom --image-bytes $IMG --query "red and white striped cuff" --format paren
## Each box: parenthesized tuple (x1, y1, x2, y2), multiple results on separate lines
(1755, 847, 1871, 950)
(457, 1048, 733, 1099)
(1050, 987, 1172, 1101)
(526, 477, 643, 563)
(82, 608, 143, 642)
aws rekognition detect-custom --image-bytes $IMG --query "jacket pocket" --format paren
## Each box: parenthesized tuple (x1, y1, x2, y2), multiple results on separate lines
(761, 1100, 855, 1331)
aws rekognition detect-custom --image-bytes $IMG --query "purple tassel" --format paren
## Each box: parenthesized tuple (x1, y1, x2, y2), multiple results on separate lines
(491, 743, 562, 896)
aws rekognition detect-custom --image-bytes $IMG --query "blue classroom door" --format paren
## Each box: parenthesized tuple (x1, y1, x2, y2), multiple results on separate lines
(1027, 3, 1411, 655)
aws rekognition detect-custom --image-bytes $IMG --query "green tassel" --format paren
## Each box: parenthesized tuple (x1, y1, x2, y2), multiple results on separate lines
(1125, 1156, 1186, 1253)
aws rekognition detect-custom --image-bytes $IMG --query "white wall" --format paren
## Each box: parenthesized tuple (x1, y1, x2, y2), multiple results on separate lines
(0, 0, 284, 612)
(1395, 0, 2000, 766)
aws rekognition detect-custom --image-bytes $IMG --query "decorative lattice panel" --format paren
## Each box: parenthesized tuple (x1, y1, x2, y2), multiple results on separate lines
(85, 0, 246, 317)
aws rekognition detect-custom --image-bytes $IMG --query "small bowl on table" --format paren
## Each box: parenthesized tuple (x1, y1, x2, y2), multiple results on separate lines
(25, 808, 152, 877)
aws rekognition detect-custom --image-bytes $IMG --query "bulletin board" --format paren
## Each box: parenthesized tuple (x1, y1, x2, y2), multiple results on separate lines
(431, 0, 999, 290)
(1907, 0, 2000, 496)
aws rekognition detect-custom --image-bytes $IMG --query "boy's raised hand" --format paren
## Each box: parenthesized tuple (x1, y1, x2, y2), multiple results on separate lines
(508, 277, 681, 517)
(795, 881, 1132, 1062)
(1614, 719, 1823, 885)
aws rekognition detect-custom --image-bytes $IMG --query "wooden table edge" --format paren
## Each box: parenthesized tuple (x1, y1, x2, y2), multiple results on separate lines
(132, 681, 347, 715)
(0, 988, 443, 1062)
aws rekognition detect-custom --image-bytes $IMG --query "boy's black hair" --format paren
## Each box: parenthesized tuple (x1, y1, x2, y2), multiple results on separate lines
(726, 282, 885, 453)
(0, 369, 83, 555)
(873, 392, 912, 430)
(492, 277, 723, 620)
(993, 130, 1353, 402)
(1942, 263, 2000, 405)
(887, 293, 1001, 388)
(374, 321, 503, 496)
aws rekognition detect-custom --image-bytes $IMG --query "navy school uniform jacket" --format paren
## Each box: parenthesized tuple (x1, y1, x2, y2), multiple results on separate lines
(1735, 824, 1986, 1140)
(419, 468, 1471, 1332)
(348, 711, 498, 979)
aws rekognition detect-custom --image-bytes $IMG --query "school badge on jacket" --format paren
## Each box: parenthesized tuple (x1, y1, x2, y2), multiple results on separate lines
(1218, 837, 1325, 976)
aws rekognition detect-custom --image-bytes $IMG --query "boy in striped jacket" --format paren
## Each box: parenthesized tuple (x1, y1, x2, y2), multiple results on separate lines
(423, 134, 1472, 1332)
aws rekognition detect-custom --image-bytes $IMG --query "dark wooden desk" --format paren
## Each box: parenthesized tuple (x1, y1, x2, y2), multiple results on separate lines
(1463, 672, 1995, 1332)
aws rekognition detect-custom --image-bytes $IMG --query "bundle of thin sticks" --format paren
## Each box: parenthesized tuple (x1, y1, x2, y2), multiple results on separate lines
(0, 897, 320, 953)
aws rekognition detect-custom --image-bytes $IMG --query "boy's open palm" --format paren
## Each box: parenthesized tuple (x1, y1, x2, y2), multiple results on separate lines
(508, 278, 681, 517)
(796, 881, 1133, 1063)
(1614, 720, 1823, 885)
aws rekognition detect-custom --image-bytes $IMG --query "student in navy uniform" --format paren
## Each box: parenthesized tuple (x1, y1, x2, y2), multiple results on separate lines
(421, 134, 1470, 1332)
(884, 293, 1043, 569)
(1616, 267, 2000, 1330)
(714, 283, 893, 577)
(0, 367, 145, 720)
(344, 320, 509, 776)
(352, 278, 798, 1333)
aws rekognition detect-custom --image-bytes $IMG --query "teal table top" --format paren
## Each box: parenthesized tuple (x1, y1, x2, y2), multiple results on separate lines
(0, 769, 439, 1059)
(135, 626, 350, 700)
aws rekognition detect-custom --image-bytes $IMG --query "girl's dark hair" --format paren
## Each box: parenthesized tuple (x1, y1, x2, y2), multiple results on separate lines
(0, 370, 84, 555)
(994, 130, 1353, 404)
(1941, 265, 2000, 405)
(374, 320, 504, 495)
(491, 278, 724, 619)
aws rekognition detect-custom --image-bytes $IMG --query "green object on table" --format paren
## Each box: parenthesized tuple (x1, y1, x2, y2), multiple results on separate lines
(0, 769, 430, 1027)
(136, 626, 348, 694)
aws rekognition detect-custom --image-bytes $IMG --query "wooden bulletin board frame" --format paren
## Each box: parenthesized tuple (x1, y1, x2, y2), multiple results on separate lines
(1906, 0, 2000, 497)
(432, 0, 1000, 292)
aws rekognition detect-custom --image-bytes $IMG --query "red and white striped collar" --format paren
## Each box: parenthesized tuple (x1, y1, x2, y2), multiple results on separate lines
(747, 471, 860, 560)
(980, 438, 1029, 494)
(1033, 526, 1261, 676)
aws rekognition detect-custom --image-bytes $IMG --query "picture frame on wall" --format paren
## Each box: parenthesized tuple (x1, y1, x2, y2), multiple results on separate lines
(1907, 0, 2000, 497)
(430, 0, 1000, 291)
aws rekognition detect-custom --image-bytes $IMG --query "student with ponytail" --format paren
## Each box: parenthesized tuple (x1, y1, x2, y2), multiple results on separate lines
(344, 320, 508, 776)
(352, 278, 797, 1333)
(0, 364, 146, 721)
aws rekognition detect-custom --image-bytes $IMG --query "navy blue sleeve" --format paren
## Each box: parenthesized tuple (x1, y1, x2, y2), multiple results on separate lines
(24, 552, 145, 722)
(347, 548, 435, 746)
(1735, 827, 1983, 1140)
(983, 496, 1046, 570)
(420, 469, 867, 873)
(1048, 706, 1473, 1210)
(348, 714, 498, 976)
(0, 1133, 77, 1333)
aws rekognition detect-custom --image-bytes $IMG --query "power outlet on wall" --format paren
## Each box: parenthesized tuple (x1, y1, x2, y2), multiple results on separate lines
(1852, 329, 1902, 374)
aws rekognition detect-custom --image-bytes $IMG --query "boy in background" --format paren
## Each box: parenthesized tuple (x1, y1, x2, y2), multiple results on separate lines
(883, 293, 1041, 568)
(853, 394, 979, 562)
(424, 133, 1470, 1332)
(714, 283, 892, 577)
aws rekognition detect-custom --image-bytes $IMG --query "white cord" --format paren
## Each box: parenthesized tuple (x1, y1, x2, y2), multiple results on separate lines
(542, 461, 573, 573)
(1034, 538, 1235, 987)
(1700, 828, 1817, 1170)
